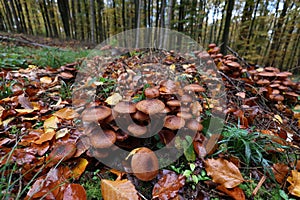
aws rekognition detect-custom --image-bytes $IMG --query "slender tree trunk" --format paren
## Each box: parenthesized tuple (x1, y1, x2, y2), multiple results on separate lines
(178, 0, 184, 32)
(23, 0, 33, 34)
(58, 0, 71, 38)
(112, 0, 117, 32)
(84, 0, 90, 39)
(48, 0, 58, 37)
(14, 0, 27, 33)
(217, 1, 227, 44)
(221, 0, 234, 54)
(0, 10, 5, 31)
(71, 0, 77, 39)
(148, 0, 151, 27)
(97, 0, 104, 42)
(9, 0, 22, 32)
(2, 0, 13, 31)
(197, 0, 205, 43)
(267, 0, 290, 66)
(90, 0, 95, 43)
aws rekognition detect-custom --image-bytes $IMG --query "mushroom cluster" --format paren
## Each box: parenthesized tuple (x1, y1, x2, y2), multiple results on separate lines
(78, 51, 209, 180)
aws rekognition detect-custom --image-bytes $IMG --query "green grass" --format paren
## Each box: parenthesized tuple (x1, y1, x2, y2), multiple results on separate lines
(0, 44, 90, 69)
(216, 125, 288, 176)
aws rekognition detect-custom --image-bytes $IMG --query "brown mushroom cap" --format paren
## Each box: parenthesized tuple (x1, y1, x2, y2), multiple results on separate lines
(128, 124, 147, 136)
(82, 106, 112, 122)
(164, 115, 185, 130)
(166, 100, 181, 107)
(136, 99, 165, 115)
(186, 119, 203, 132)
(276, 72, 293, 78)
(226, 61, 241, 68)
(181, 94, 193, 103)
(131, 147, 159, 181)
(257, 79, 270, 85)
(184, 84, 205, 92)
(208, 43, 217, 49)
(89, 129, 116, 148)
(144, 87, 160, 98)
(177, 112, 193, 119)
(113, 101, 137, 114)
(257, 71, 276, 77)
(132, 111, 150, 121)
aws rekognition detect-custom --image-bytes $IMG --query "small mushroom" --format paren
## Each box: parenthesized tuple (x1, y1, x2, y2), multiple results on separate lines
(164, 115, 185, 130)
(136, 99, 165, 115)
(89, 129, 116, 148)
(128, 124, 147, 136)
(144, 87, 160, 98)
(181, 94, 193, 103)
(166, 100, 181, 107)
(113, 101, 136, 114)
(82, 106, 112, 122)
(186, 119, 203, 132)
(184, 84, 205, 92)
(132, 111, 150, 121)
(256, 79, 270, 85)
(131, 147, 159, 181)
(177, 112, 193, 119)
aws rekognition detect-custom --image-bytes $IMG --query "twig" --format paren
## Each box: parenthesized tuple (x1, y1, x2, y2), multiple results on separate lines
(252, 175, 266, 196)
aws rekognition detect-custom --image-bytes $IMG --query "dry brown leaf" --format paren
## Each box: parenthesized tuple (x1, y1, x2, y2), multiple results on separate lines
(287, 170, 300, 197)
(40, 76, 52, 84)
(46, 143, 76, 167)
(34, 130, 56, 145)
(235, 92, 246, 99)
(216, 185, 245, 200)
(101, 179, 140, 200)
(72, 158, 88, 180)
(63, 184, 87, 200)
(205, 158, 244, 188)
(152, 170, 186, 200)
(53, 107, 79, 120)
(56, 128, 69, 139)
(272, 163, 289, 184)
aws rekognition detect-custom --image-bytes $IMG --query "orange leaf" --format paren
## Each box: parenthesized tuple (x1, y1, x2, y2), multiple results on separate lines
(205, 158, 244, 188)
(34, 130, 56, 144)
(216, 185, 245, 200)
(63, 184, 87, 200)
(53, 107, 79, 120)
(101, 179, 139, 200)
(287, 170, 300, 197)
(152, 170, 186, 200)
(272, 163, 289, 184)
(72, 158, 88, 180)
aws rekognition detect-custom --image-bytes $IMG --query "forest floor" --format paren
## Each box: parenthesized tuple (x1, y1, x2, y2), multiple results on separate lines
(0, 35, 300, 200)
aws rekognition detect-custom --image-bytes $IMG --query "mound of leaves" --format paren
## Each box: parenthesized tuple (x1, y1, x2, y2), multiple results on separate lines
(0, 44, 299, 199)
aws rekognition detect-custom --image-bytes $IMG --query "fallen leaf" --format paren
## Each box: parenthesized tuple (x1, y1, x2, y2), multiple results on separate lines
(216, 185, 245, 200)
(235, 92, 246, 99)
(63, 184, 86, 200)
(18, 95, 33, 109)
(53, 107, 79, 120)
(105, 93, 122, 105)
(34, 130, 56, 144)
(273, 163, 289, 184)
(40, 76, 52, 84)
(56, 128, 69, 139)
(205, 158, 244, 188)
(287, 170, 300, 197)
(72, 158, 88, 180)
(15, 108, 35, 114)
(152, 170, 186, 200)
(46, 143, 76, 167)
(44, 115, 59, 133)
(273, 114, 283, 123)
(101, 179, 139, 200)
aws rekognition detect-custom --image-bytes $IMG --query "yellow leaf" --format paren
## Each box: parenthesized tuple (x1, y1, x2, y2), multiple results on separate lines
(273, 115, 283, 123)
(14, 108, 34, 114)
(205, 158, 244, 188)
(72, 158, 88, 180)
(101, 179, 139, 200)
(105, 93, 122, 105)
(56, 128, 69, 139)
(44, 116, 59, 133)
(287, 170, 300, 197)
(169, 64, 176, 71)
(2, 117, 15, 128)
(40, 76, 52, 84)
(28, 64, 37, 69)
(53, 107, 79, 120)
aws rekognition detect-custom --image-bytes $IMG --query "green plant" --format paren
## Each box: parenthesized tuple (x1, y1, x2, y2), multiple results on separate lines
(96, 77, 117, 99)
(217, 125, 287, 175)
(132, 83, 150, 103)
(0, 52, 27, 69)
(80, 170, 102, 200)
(170, 163, 210, 190)
(59, 80, 73, 100)
(0, 78, 17, 99)
(175, 135, 196, 162)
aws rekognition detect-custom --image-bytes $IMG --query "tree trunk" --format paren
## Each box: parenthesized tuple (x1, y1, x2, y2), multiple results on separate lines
(97, 0, 104, 42)
(57, 0, 71, 38)
(221, 0, 234, 54)
(9, 0, 22, 32)
(23, 0, 33, 34)
(112, 0, 117, 32)
(217, 1, 227, 44)
(267, 0, 290, 66)
(71, 0, 77, 39)
(14, 0, 27, 33)
(1, 0, 13, 31)
(90, 0, 95, 43)
(48, 0, 58, 37)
